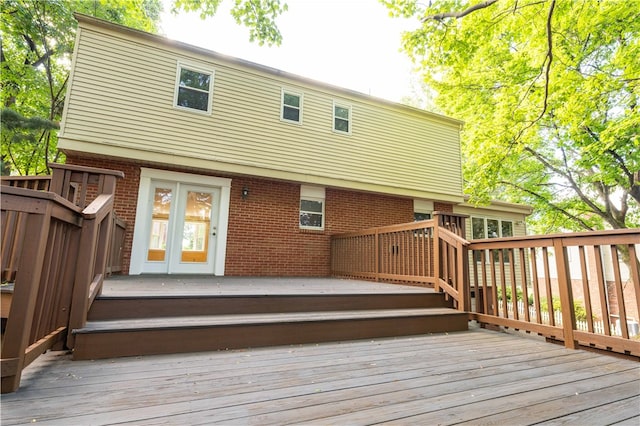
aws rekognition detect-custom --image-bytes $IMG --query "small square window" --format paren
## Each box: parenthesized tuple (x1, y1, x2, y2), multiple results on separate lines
(174, 63, 213, 114)
(333, 102, 351, 134)
(282, 90, 302, 123)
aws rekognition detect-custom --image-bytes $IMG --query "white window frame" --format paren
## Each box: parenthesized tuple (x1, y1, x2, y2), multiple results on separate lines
(299, 185, 325, 230)
(173, 61, 214, 115)
(332, 101, 352, 135)
(413, 200, 434, 222)
(281, 88, 303, 124)
(471, 216, 515, 263)
(471, 217, 514, 239)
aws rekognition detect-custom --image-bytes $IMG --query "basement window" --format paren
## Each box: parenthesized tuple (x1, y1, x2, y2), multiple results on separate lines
(300, 185, 325, 230)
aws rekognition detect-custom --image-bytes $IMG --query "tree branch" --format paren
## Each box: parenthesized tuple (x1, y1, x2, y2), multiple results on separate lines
(421, 0, 498, 22)
(523, 146, 612, 224)
(537, 0, 555, 121)
(499, 180, 595, 230)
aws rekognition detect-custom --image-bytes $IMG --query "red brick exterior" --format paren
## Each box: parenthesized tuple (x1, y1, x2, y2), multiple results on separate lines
(66, 155, 425, 276)
(434, 202, 454, 213)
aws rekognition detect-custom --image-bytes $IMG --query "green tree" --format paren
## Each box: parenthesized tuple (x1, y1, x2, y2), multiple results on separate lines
(383, 0, 639, 233)
(1, 0, 162, 175)
(172, 0, 287, 46)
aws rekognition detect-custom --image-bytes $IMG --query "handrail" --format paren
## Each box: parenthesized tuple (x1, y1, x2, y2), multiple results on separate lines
(1, 165, 124, 393)
(66, 194, 115, 349)
(1, 188, 83, 393)
(331, 219, 469, 310)
(331, 217, 639, 358)
(466, 229, 640, 357)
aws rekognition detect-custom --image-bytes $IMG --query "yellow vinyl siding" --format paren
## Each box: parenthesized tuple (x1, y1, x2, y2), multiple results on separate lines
(60, 18, 464, 201)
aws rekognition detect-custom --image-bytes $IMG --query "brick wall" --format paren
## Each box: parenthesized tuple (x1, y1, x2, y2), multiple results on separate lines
(66, 155, 417, 276)
(434, 202, 454, 213)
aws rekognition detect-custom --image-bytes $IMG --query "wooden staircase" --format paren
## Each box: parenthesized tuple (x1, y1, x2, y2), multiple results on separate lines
(72, 291, 468, 360)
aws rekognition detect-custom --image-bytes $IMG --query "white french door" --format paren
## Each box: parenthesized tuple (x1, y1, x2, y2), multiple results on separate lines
(130, 169, 231, 275)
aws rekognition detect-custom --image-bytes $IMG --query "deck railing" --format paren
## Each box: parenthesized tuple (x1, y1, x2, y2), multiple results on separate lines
(331, 213, 470, 310)
(331, 222, 640, 357)
(1, 164, 124, 393)
(467, 229, 640, 357)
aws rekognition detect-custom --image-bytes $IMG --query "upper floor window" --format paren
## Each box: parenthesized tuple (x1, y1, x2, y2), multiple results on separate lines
(281, 89, 303, 123)
(333, 102, 351, 134)
(174, 63, 214, 114)
(300, 185, 325, 230)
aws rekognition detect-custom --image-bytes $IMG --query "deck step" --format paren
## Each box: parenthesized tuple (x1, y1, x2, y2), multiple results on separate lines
(88, 292, 452, 320)
(75, 289, 467, 360)
(72, 308, 468, 360)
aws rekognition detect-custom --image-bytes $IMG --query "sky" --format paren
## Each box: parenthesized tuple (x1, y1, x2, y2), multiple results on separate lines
(159, 0, 423, 103)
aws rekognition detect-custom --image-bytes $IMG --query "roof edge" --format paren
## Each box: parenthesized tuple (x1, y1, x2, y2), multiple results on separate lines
(73, 13, 464, 128)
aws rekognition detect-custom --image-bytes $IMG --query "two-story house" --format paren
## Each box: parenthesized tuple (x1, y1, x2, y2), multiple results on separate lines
(58, 14, 530, 277)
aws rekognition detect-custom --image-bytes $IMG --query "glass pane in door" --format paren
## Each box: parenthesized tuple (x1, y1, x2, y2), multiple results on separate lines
(148, 187, 173, 261)
(181, 191, 212, 263)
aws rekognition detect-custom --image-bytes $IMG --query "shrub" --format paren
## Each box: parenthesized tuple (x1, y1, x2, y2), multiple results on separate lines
(539, 297, 588, 322)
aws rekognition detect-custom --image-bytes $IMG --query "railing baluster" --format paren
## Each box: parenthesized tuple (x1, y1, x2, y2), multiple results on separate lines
(554, 238, 577, 349)
(578, 246, 594, 333)
(610, 245, 629, 339)
(593, 245, 611, 336)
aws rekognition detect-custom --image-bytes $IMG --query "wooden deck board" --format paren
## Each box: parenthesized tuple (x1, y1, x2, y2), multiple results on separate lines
(2, 327, 638, 425)
(77, 308, 461, 331)
(101, 276, 434, 296)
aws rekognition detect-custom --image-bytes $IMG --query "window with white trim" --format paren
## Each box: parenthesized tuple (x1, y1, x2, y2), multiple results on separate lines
(174, 63, 214, 113)
(281, 89, 302, 123)
(333, 102, 351, 134)
(472, 217, 514, 262)
(299, 185, 325, 230)
(413, 200, 433, 222)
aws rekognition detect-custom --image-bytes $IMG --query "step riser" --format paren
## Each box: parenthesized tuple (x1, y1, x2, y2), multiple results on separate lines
(88, 294, 452, 320)
(73, 314, 468, 360)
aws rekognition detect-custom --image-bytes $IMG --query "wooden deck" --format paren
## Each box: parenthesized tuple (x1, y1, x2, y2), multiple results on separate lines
(99, 275, 436, 295)
(2, 326, 638, 425)
(73, 276, 467, 360)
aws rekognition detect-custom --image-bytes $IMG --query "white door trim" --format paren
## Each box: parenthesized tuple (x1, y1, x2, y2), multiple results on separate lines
(130, 168, 232, 275)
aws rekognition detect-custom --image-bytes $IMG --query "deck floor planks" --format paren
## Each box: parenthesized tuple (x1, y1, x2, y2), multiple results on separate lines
(3, 334, 568, 421)
(125, 348, 602, 425)
(11, 332, 512, 394)
(368, 370, 639, 425)
(2, 327, 638, 425)
(12, 331, 529, 392)
(499, 394, 640, 425)
(232, 357, 632, 426)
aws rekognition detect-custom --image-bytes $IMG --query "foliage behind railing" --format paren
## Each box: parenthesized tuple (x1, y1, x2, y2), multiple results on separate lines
(1, 164, 124, 393)
(467, 229, 640, 357)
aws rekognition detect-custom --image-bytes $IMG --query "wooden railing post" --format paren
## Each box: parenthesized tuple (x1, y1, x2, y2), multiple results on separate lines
(1, 206, 51, 393)
(374, 227, 380, 282)
(553, 237, 577, 350)
(66, 194, 114, 349)
(458, 243, 470, 312)
(433, 221, 441, 293)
